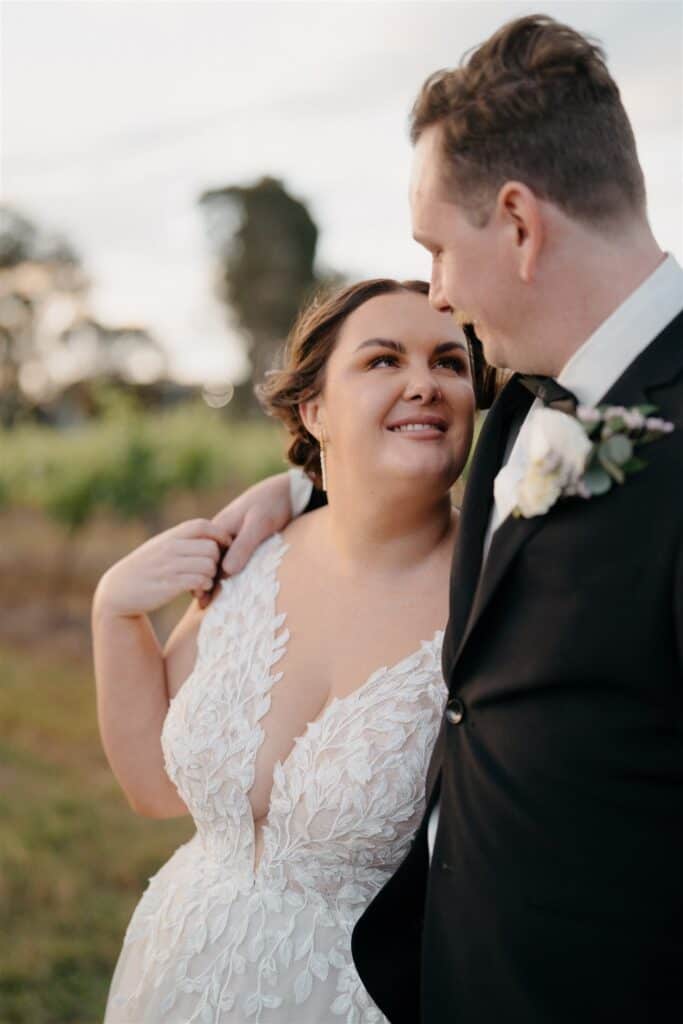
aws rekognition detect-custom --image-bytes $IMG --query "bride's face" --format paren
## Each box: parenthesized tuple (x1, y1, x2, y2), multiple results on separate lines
(305, 291, 475, 495)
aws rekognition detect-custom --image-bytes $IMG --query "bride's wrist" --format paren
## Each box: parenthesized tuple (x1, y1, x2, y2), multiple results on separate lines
(93, 572, 141, 622)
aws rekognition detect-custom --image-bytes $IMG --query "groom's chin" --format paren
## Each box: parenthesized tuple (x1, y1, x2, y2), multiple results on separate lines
(478, 331, 509, 372)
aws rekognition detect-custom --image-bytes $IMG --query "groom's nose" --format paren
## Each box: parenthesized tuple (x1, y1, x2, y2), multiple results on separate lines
(429, 264, 453, 314)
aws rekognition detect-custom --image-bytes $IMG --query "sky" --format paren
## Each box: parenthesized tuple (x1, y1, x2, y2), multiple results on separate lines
(3, 0, 682, 385)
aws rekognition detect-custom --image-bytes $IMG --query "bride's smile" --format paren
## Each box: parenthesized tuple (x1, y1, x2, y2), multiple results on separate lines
(386, 415, 448, 436)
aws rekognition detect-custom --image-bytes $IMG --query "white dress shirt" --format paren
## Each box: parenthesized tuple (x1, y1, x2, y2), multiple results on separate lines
(428, 252, 683, 861)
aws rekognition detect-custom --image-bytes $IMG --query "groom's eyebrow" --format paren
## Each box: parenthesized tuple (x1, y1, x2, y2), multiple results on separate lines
(355, 338, 466, 354)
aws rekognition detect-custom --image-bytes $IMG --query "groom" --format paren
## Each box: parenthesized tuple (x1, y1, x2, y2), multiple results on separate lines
(209, 14, 683, 1023)
(349, 14, 683, 1023)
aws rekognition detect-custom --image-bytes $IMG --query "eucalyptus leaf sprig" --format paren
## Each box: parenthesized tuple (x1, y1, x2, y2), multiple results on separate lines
(576, 404, 674, 497)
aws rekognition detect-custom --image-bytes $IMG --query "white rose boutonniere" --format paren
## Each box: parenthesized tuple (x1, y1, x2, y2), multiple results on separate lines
(513, 403, 674, 519)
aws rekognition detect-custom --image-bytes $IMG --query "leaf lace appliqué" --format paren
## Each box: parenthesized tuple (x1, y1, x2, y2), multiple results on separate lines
(104, 534, 446, 1023)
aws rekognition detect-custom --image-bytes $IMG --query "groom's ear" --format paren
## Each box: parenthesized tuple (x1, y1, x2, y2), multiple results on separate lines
(298, 397, 324, 442)
(497, 181, 544, 285)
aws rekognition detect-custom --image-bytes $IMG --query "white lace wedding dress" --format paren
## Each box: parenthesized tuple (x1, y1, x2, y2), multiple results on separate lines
(104, 534, 445, 1023)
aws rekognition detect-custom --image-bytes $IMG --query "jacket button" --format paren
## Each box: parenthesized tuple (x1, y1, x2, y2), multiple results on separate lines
(445, 697, 465, 725)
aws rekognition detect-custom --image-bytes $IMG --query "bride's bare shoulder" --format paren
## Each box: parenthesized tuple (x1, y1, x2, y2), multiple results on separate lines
(281, 505, 329, 551)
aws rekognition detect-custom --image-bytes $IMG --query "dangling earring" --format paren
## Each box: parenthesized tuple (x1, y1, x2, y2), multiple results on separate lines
(319, 431, 328, 492)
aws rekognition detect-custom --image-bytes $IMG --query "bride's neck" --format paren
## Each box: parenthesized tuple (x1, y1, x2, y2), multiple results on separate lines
(318, 486, 455, 576)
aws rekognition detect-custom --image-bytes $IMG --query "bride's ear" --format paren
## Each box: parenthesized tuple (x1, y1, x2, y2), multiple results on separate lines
(298, 398, 325, 443)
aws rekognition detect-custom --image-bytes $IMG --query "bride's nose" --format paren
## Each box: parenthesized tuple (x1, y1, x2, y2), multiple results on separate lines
(403, 370, 442, 404)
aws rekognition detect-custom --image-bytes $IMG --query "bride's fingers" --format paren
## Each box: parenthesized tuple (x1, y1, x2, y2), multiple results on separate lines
(191, 541, 232, 607)
(174, 538, 223, 561)
(194, 569, 227, 608)
(176, 518, 231, 546)
(176, 572, 214, 592)
(174, 556, 218, 577)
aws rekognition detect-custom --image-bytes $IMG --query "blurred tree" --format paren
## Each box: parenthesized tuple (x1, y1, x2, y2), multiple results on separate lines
(0, 205, 79, 269)
(55, 318, 168, 401)
(199, 177, 328, 414)
(0, 206, 88, 426)
(0, 205, 168, 427)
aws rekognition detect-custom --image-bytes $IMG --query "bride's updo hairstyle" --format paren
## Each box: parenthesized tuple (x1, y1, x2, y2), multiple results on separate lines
(258, 277, 499, 489)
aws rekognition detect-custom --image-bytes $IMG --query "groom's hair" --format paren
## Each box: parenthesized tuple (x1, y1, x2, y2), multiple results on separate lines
(410, 14, 646, 229)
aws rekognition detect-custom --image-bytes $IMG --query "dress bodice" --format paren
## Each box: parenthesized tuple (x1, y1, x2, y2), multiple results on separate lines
(105, 534, 446, 1023)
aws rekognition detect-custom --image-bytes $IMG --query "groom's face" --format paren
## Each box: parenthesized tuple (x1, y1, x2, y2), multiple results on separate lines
(410, 124, 517, 370)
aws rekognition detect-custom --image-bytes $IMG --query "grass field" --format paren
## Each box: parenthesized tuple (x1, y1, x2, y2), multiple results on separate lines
(0, 642, 195, 1024)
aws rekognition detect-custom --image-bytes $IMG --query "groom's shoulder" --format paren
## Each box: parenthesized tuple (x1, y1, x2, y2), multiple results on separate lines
(644, 313, 683, 426)
(640, 309, 683, 388)
(609, 310, 683, 433)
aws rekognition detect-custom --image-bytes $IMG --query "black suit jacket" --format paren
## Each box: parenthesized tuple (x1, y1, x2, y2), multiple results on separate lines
(351, 311, 683, 1023)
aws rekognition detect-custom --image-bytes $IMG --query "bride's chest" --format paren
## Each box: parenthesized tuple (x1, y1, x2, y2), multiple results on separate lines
(161, 603, 443, 809)
(159, 536, 446, 866)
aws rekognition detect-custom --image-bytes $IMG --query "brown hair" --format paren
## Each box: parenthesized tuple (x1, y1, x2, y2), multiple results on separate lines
(259, 278, 499, 486)
(410, 14, 646, 229)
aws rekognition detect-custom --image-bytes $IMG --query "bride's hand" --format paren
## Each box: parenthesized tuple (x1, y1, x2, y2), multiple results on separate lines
(95, 519, 229, 617)
(193, 472, 295, 609)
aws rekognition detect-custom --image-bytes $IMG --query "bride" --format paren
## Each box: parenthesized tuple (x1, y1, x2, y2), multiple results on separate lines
(93, 277, 475, 1022)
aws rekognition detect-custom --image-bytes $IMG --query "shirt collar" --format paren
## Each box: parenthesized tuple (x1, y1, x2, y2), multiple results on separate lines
(557, 253, 683, 407)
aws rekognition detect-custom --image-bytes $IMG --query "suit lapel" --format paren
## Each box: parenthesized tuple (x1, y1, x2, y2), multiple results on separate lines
(450, 505, 544, 679)
(447, 311, 683, 686)
(597, 309, 683, 408)
(443, 377, 534, 678)
(429, 379, 532, 803)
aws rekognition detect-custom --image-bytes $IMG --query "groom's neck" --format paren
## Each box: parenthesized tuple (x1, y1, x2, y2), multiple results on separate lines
(525, 216, 664, 377)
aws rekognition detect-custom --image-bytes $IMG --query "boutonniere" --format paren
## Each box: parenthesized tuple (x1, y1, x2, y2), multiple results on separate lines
(512, 404, 674, 519)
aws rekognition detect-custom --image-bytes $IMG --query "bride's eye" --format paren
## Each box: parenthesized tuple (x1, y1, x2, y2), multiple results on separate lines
(368, 355, 399, 369)
(434, 356, 468, 374)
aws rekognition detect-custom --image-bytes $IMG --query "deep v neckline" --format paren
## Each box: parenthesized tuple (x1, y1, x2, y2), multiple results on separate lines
(249, 532, 443, 877)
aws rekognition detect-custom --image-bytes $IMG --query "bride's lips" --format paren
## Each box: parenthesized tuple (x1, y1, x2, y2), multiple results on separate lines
(385, 414, 449, 439)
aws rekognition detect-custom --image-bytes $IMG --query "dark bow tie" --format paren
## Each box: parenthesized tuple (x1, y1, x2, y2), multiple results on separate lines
(517, 374, 578, 414)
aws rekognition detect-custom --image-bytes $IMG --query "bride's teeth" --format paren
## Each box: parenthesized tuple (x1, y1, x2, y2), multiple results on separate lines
(395, 423, 438, 432)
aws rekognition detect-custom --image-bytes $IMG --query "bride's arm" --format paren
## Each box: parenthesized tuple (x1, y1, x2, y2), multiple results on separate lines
(92, 518, 226, 818)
